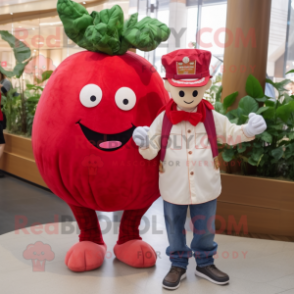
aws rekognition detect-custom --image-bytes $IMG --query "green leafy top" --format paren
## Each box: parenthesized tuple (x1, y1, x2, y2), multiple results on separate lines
(57, 0, 170, 55)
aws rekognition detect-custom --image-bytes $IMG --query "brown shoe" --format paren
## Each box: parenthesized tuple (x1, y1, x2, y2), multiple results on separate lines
(162, 266, 186, 290)
(195, 265, 229, 285)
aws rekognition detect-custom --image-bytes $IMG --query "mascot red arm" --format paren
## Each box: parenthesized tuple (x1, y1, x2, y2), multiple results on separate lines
(32, 0, 170, 272)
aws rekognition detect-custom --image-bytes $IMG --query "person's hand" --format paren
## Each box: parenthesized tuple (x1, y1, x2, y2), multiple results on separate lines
(244, 113, 267, 137)
(0, 84, 3, 88)
(133, 126, 150, 148)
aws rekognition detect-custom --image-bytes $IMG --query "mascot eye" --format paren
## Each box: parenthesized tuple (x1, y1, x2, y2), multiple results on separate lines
(80, 84, 102, 108)
(179, 91, 185, 97)
(115, 87, 136, 111)
(193, 90, 198, 97)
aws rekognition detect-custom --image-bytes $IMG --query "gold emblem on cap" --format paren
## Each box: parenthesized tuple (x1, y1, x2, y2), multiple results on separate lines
(183, 57, 190, 64)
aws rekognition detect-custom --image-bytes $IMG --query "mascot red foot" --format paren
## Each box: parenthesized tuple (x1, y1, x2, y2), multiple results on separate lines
(32, 0, 170, 272)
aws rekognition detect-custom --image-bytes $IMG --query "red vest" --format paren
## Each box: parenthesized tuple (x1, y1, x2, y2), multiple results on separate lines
(159, 101, 219, 173)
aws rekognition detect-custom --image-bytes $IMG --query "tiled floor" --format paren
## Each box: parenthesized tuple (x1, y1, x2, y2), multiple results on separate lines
(1, 174, 294, 294)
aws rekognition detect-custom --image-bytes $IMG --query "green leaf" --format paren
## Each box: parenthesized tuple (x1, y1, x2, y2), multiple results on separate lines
(214, 101, 226, 115)
(237, 144, 247, 153)
(0, 30, 31, 63)
(266, 78, 291, 93)
(265, 100, 276, 107)
(35, 76, 42, 84)
(41, 70, 53, 82)
(256, 154, 264, 166)
(286, 69, 294, 75)
(222, 148, 235, 162)
(124, 13, 138, 30)
(284, 144, 294, 159)
(248, 156, 258, 166)
(268, 123, 284, 130)
(238, 96, 259, 115)
(270, 147, 284, 161)
(255, 96, 268, 102)
(256, 106, 269, 115)
(236, 108, 248, 124)
(246, 74, 264, 98)
(289, 132, 294, 140)
(284, 94, 294, 104)
(262, 107, 275, 119)
(260, 131, 273, 143)
(251, 148, 264, 162)
(229, 118, 239, 124)
(215, 85, 223, 102)
(58, 0, 96, 49)
(0, 60, 30, 78)
(124, 16, 170, 52)
(276, 100, 294, 123)
(226, 109, 238, 119)
(248, 149, 264, 166)
(223, 91, 238, 110)
(26, 84, 43, 91)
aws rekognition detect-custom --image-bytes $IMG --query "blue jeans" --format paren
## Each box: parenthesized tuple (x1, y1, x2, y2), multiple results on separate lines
(164, 199, 218, 270)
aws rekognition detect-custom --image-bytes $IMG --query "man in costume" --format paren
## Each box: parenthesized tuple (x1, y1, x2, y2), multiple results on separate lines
(133, 49, 267, 290)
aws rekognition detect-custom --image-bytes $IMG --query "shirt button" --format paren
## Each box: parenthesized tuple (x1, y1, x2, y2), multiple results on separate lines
(188, 151, 192, 155)
(188, 130, 191, 133)
(190, 172, 194, 176)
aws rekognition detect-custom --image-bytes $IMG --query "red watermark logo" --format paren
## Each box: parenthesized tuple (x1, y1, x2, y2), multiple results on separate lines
(194, 27, 257, 49)
(1, 61, 7, 68)
(14, 27, 61, 48)
(82, 154, 104, 176)
(23, 241, 55, 272)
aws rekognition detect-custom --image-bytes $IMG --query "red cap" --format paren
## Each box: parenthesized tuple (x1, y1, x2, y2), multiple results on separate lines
(162, 49, 212, 87)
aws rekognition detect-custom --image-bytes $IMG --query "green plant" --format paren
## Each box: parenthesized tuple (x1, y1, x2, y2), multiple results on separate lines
(1, 70, 52, 136)
(24, 71, 53, 136)
(216, 74, 294, 180)
(0, 30, 32, 134)
(0, 30, 53, 136)
(1, 88, 22, 133)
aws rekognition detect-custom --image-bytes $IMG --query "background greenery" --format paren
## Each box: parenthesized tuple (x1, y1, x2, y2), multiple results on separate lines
(0, 30, 52, 136)
(2, 31, 294, 181)
(215, 74, 294, 181)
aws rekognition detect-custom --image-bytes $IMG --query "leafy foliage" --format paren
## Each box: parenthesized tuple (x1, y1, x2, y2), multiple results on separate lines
(1, 70, 53, 136)
(215, 75, 294, 180)
(57, 0, 170, 55)
(1, 88, 22, 133)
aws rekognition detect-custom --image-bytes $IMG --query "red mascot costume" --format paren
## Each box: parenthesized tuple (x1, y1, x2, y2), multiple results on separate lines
(32, 0, 170, 272)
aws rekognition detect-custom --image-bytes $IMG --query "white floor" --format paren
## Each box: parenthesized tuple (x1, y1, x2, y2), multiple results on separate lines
(1, 201, 294, 294)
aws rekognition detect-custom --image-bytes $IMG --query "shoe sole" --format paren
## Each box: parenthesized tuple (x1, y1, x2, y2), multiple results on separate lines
(195, 269, 229, 285)
(162, 273, 187, 290)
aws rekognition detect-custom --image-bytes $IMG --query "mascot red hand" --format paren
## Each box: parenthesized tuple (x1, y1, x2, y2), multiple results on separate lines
(32, 0, 170, 272)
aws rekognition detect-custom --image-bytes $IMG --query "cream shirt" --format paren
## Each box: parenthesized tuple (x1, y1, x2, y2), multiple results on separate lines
(139, 106, 255, 205)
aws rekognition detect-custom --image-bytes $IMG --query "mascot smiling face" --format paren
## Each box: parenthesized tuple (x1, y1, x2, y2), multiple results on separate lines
(32, 0, 170, 272)
(33, 50, 167, 211)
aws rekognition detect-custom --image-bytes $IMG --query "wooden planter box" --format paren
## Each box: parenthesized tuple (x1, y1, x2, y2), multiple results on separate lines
(1, 133, 294, 237)
(217, 174, 294, 237)
(0, 132, 47, 188)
